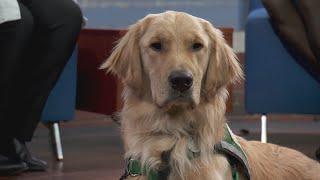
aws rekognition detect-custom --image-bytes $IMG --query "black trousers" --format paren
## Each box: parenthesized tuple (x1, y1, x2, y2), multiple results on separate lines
(0, 0, 82, 142)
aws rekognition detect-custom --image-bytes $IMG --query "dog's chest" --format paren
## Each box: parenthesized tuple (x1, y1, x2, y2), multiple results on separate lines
(157, 140, 232, 180)
(166, 154, 232, 180)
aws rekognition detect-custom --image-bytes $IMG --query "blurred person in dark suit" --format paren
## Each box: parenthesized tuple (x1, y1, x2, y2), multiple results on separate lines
(262, 0, 320, 82)
(0, 0, 83, 175)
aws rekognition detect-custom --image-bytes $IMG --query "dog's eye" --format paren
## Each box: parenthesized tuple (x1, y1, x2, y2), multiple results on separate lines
(192, 43, 203, 51)
(150, 42, 162, 52)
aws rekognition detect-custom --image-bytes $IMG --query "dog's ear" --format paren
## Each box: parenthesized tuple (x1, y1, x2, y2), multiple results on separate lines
(100, 23, 143, 91)
(202, 20, 243, 98)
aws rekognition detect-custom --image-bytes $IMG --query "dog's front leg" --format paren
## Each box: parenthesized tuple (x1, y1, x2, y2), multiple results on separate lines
(142, 136, 175, 162)
(124, 136, 176, 180)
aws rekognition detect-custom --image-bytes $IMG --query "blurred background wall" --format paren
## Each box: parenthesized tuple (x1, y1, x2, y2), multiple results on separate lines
(77, 0, 249, 30)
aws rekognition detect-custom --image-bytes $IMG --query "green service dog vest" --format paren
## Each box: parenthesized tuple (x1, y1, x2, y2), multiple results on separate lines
(120, 124, 250, 180)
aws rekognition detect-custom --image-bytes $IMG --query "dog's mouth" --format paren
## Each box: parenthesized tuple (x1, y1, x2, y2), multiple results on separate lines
(158, 95, 196, 114)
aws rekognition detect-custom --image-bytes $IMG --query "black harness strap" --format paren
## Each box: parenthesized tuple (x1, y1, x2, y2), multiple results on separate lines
(215, 141, 251, 180)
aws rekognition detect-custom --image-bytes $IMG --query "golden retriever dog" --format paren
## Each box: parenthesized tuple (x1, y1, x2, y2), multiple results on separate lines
(101, 11, 320, 180)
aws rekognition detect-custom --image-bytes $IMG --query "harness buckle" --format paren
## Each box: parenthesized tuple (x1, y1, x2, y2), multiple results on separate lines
(127, 158, 141, 177)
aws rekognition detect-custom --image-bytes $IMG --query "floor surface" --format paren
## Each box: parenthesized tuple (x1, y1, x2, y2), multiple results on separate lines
(1, 111, 319, 180)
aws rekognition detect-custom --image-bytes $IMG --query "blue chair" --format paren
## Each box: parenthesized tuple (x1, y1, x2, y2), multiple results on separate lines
(41, 48, 77, 160)
(245, 0, 320, 142)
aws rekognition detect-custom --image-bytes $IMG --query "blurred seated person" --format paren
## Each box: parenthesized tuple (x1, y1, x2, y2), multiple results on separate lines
(0, 0, 83, 175)
(262, 0, 320, 82)
(262, 0, 320, 162)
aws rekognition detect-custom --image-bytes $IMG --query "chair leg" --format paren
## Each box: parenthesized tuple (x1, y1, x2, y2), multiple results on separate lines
(261, 114, 267, 143)
(50, 122, 64, 160)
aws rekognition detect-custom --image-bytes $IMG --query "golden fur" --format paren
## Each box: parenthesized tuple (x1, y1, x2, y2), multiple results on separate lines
(101, 11, 320, 180)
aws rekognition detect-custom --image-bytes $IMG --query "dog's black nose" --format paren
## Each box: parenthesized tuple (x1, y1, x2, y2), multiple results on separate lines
(169, 71, 193, 92)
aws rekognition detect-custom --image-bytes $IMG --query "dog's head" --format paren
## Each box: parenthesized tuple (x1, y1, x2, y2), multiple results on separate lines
(101, 11, 242, 113)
